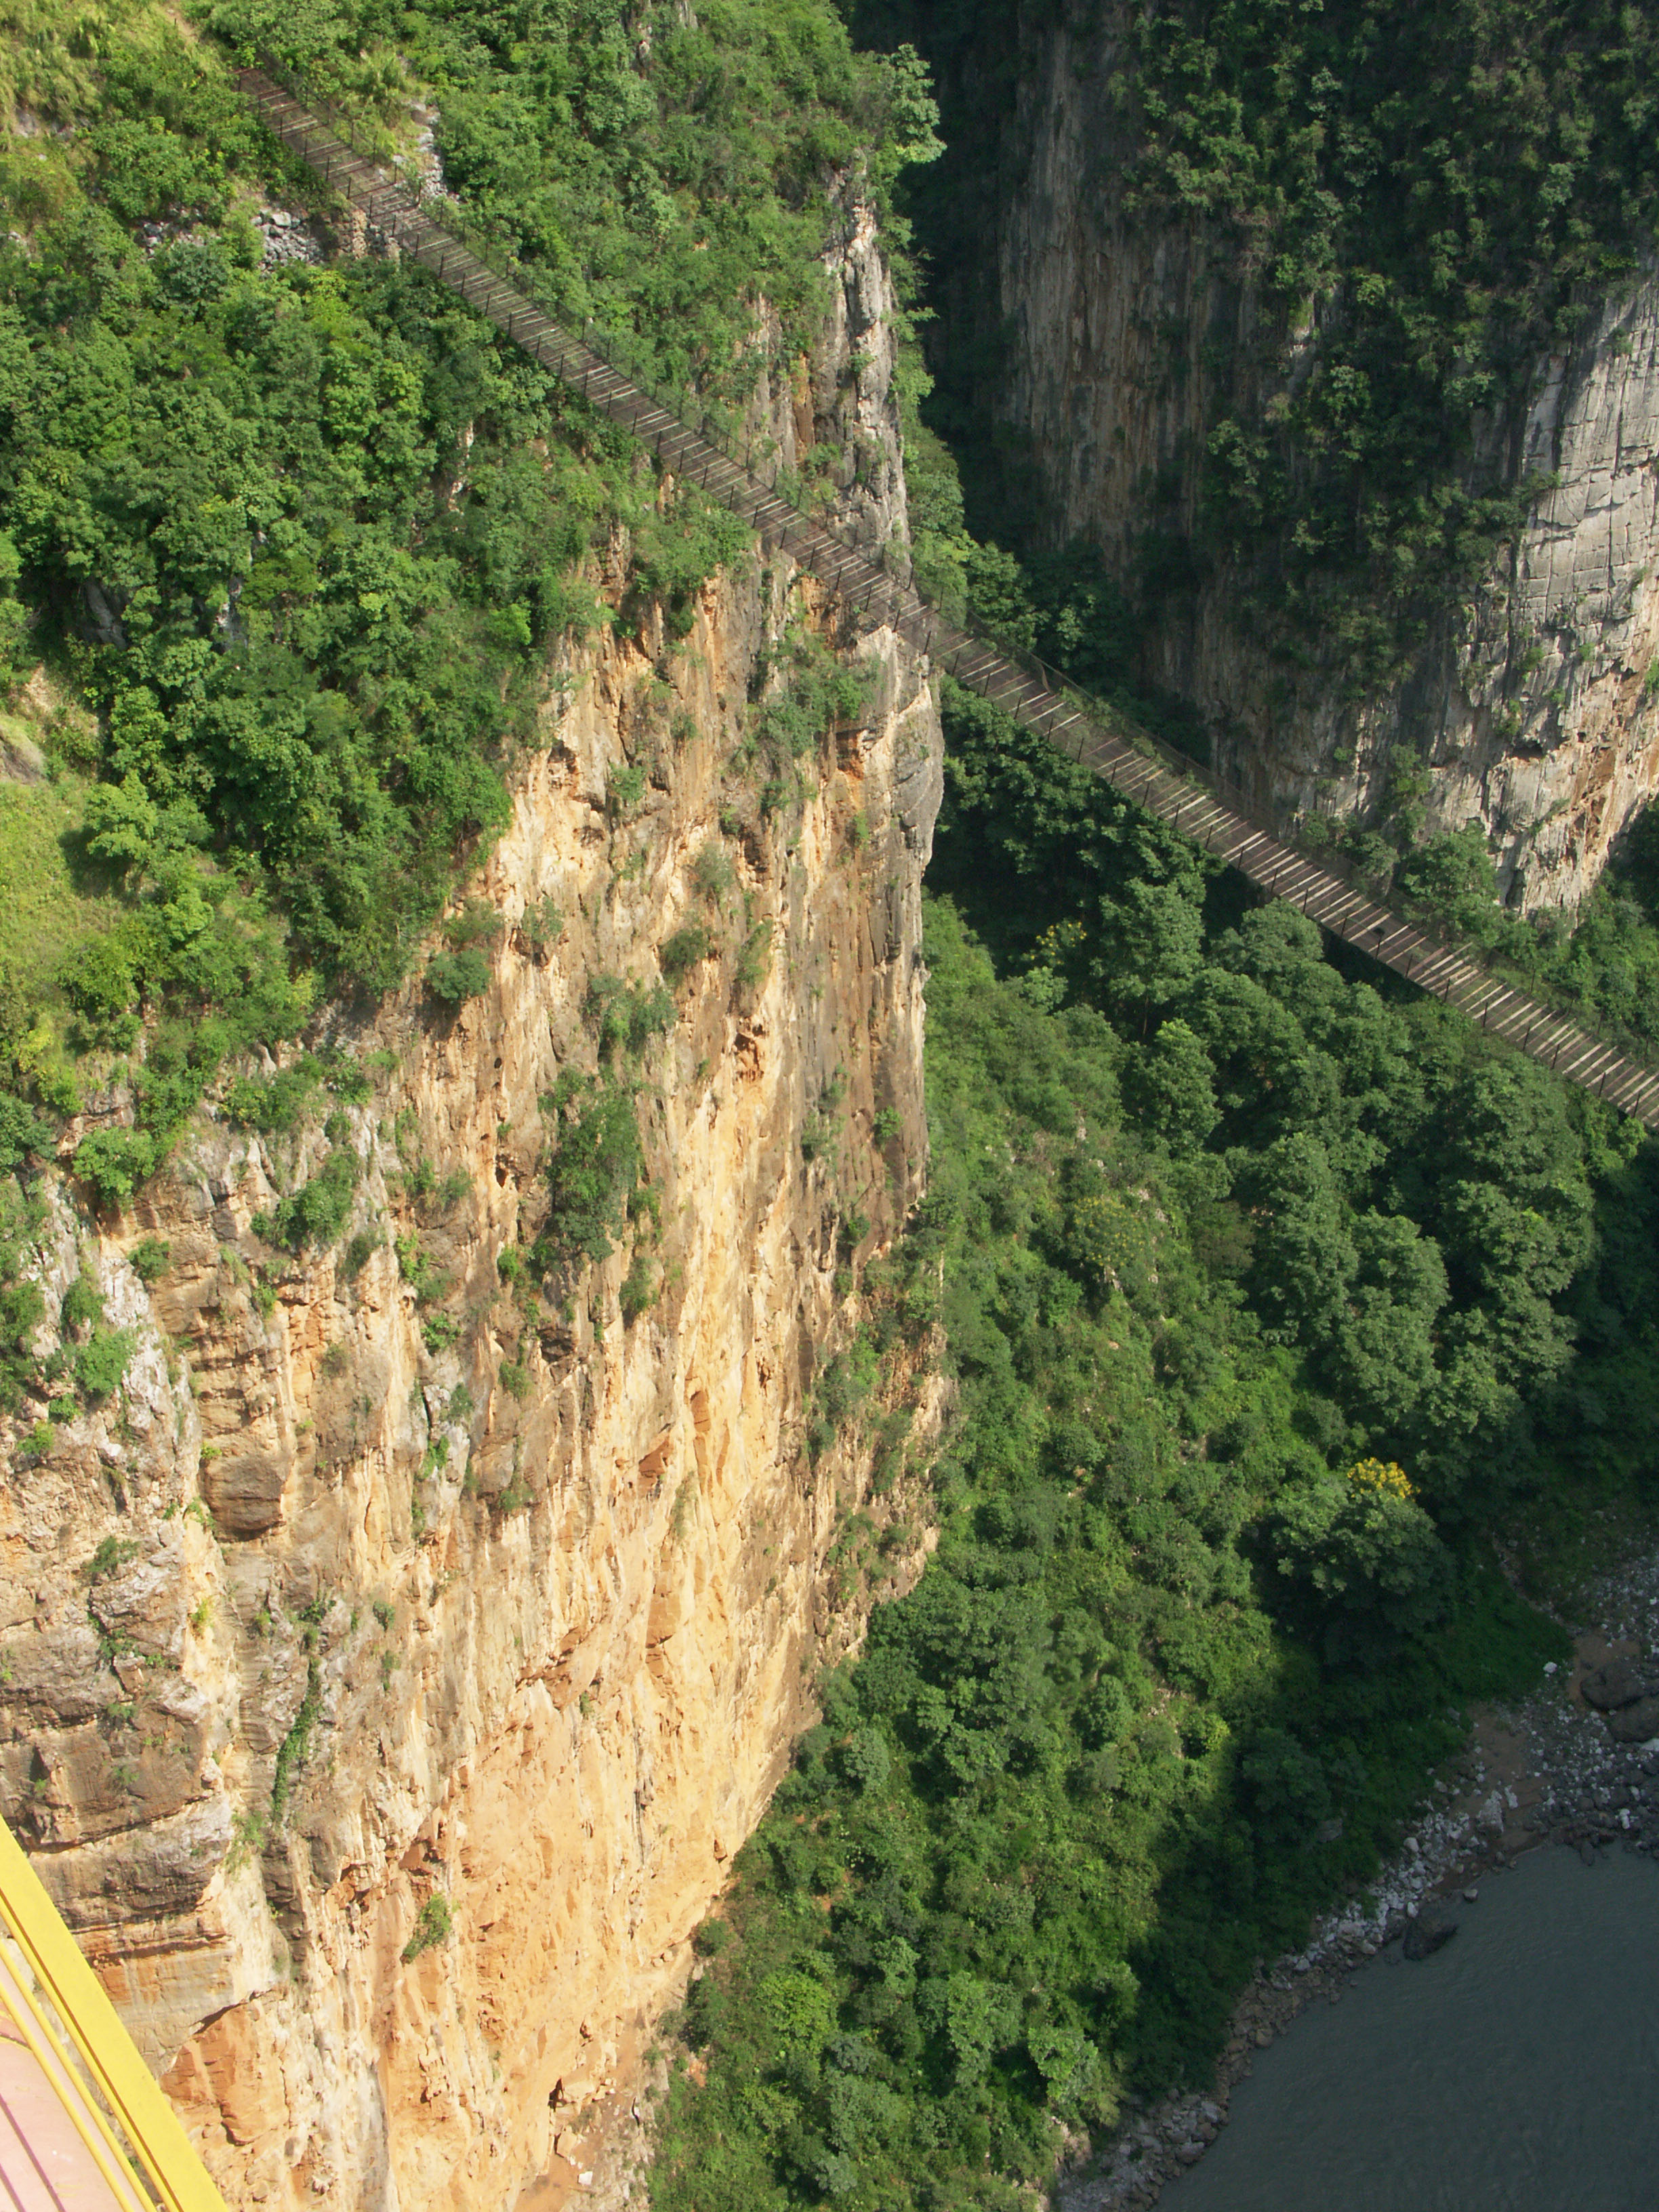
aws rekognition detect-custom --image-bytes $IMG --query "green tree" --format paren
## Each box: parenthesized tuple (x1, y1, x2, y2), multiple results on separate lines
(1239, 1131, 1356, 1345)
(1275, 1462, 1455, 1661)
(1092, 878, 1205, 1018)
(1124, 1016, 1218, 1154)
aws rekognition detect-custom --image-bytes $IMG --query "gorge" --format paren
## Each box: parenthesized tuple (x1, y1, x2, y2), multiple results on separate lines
(881, 0, 1659, 913)
(1, 7, 1659, 2212)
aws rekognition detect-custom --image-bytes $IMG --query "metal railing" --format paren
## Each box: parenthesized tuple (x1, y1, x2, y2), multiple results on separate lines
(236, 66, 1659, 1132)
(0, 1817, 228, 2212)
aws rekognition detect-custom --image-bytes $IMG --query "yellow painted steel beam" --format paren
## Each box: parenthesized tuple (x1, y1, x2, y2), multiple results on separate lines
(0, 1821, 228, 2212)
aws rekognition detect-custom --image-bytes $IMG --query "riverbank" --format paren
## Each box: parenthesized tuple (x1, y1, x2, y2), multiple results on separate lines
(1151, 1843, 1659, 2212)
(1061, 1546, 1659, 2211)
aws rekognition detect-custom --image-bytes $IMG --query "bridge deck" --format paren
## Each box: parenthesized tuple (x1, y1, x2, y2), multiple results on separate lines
(240, 70, 1659, 1134)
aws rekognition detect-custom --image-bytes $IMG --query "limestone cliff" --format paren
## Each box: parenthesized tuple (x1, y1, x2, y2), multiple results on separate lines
(0, 195, 942, 2211)
(977, 1, 1659, 909)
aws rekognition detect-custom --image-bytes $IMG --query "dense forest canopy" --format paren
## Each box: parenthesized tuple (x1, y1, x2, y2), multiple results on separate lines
(650, 673, 1659, 2212)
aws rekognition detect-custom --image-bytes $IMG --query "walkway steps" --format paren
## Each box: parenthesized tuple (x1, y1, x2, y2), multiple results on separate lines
(240, 69, 1659, 1134)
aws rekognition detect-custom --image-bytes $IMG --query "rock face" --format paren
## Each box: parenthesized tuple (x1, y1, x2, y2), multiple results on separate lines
(979, 1, 1659, 909)
(0, 196, 942, 2212)
(1580, 1658, 1652, 1712)
(1401, 1904, 1458, 1961)
(1605, 1698, 1659, 1745)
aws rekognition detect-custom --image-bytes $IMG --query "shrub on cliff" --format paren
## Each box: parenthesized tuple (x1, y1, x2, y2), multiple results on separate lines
(74, 1130, 156, 1212)
(535, 1073, 644, 1273)
(425, 948, 493, 1005)
(0, 1184, 44, 1413)
(401, 1893, 452, 1964)
(586, 977, 675, 1059)
(73, 1326, 133, 1403)
(659, 924, 712, 985)
(252, 1145, 360, 1252)
(0, 1094, 50, 1177)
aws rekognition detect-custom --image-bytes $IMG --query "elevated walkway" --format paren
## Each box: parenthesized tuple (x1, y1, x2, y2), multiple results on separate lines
(239, 68, 1659, 1133)
(0, 1818, 226, 2211)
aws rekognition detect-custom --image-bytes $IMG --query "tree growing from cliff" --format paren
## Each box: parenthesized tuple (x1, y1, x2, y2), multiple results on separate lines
(535, 1073, 644, 1275)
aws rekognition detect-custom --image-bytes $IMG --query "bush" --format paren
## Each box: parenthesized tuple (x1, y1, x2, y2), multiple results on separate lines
(340, 1227, 381, 1278)
(733, 922, 773, 996)
(127, 1237, 172, 1284)
(586, 977, 675, 1057)
(660, 923, 712, 984)
(0, 1092, 52, 1174)
(60, 1275, 103, 1332)
(693, 1917, 734, 1959)
(619, 1250, 657, 1322)
(520, 897, 565, 954)
(257, 1147, 360, 1252)
(75, 1130, 155, 1211)
(537, 1076, 644, 1271)
(443, 899, 503, 950)
(325, 1057, 373, 1105)
(395, 1233, 447, 1302)
(75, 1328, 134, 1402)
(691, 844, 734, 902)
(225, 1064, 321, 1133)
(422, 1312, 462, 1354)
(608, 763, 647, 817)
(62, 933, 139, 1044)
(80, 1536, 140, 1584)
(426, 948, 493, 1004)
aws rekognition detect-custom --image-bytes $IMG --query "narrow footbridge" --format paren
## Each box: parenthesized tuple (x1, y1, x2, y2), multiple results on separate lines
(241, 68, 1659, 1132)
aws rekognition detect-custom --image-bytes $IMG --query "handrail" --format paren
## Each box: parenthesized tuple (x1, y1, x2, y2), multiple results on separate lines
(234, 66, 1659, 1133)
(0, 1819, 228, 2212)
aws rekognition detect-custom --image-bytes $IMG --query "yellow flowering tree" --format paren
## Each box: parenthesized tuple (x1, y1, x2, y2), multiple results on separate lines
(1273, 1457, 1454, 1662)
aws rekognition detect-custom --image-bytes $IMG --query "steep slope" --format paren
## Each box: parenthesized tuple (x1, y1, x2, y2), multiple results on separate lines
(0, 160, 942, 2212)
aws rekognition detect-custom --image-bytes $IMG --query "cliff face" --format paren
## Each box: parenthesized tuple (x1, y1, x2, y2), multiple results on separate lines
(0, 200, 942, 2211)
(986, 3, 1659, 909)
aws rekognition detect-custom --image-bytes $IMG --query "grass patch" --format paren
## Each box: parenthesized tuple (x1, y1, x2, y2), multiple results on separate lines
(0, 772, 123, 1006)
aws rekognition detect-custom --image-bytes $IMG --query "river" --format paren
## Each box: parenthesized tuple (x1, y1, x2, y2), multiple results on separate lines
(1157, 1843, 1659, 2211)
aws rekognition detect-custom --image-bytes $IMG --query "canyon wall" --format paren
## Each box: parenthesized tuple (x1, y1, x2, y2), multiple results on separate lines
(0, 198, 942, 2211)
(983, 2, 1659, 909)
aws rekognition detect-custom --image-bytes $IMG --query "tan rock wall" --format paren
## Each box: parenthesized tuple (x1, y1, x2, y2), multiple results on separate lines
(0, 192, 943, 2212)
